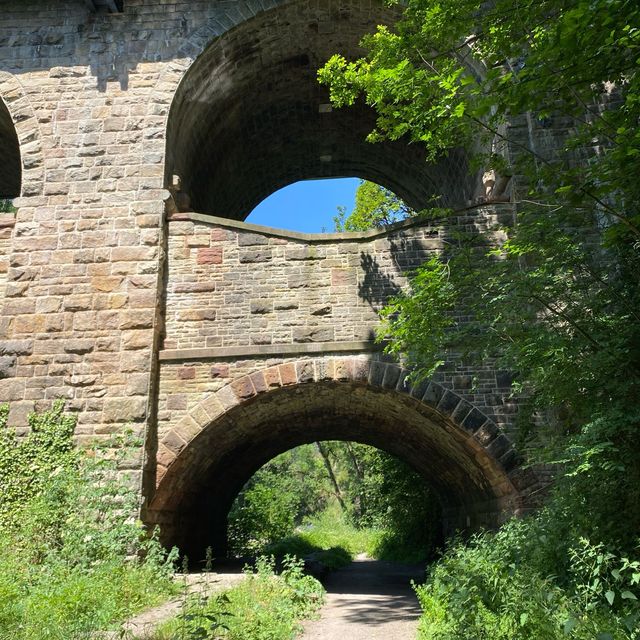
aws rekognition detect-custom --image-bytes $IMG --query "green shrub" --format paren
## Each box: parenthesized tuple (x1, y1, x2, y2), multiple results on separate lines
(0, 402, 178, 640)
(414, 518, 639, 640)
(156, 556, 324, 640)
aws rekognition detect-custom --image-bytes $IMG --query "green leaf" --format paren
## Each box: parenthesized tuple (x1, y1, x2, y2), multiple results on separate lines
(563, 617, 577, 634)
(605, 590, 615, 605)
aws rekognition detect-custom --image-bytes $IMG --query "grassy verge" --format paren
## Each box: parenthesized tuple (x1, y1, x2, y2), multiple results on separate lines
(151, 556, 324, 640)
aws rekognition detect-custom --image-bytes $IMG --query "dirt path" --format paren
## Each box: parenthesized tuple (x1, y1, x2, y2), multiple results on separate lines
(301, 555, 424, 640)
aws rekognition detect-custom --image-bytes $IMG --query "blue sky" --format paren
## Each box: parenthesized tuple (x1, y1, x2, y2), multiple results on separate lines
(246, 177, 361, 233)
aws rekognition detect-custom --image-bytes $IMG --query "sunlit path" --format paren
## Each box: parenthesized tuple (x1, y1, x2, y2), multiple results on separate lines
(301, 556, 423, 640)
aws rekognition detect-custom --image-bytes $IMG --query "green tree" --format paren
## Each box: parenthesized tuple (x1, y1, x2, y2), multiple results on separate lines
(334, 180, 415, 231)
(319, 0, 640, 538)
(319, 2, 640, 636)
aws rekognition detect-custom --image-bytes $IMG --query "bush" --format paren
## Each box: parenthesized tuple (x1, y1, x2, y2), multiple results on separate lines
(156, 556, 325, 640)
(0, 402, 178, 640)
(414, 487, 640, 640)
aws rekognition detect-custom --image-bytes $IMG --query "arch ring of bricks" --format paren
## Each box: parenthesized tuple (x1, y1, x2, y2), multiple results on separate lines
(155, 355, 522, 491)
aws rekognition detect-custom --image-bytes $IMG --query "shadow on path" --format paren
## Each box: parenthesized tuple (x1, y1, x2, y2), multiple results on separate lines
(302, 556, 425, 639)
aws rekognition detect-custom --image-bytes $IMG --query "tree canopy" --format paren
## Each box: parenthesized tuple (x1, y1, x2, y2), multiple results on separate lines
(334, 180, 415, 231)
(318, 2, 640, 636)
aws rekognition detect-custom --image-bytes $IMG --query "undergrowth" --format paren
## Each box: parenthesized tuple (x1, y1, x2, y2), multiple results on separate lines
(0, 402, 178, 640)
(152, 555, 324, 640)
(414, 416, 640, 640)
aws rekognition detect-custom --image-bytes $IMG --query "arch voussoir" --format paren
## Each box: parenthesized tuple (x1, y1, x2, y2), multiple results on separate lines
(0, 72, 44, 198)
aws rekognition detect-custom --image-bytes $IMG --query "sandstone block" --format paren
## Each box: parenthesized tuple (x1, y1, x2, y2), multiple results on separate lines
(0, 355, 16, 379)
(92, 276, 123, 292)
(166, 394, 188, 410)
(292, 326, 334, 343)
(119, 310, 154, 330)
(239, 248, 271, 263)
(197, 247, 223, 264)
(63, 339, 94, 354)
(173, 282, 216, 293)
(250, 300, 272, 314)
(238, 233, 268, 246)
(331, 268, 356, 286)
(122, 330, 153, 350)
(279, 363, 296, 386)
(0, 340, 33, 356)
(103, 397, 147, 423)
(210, 364, 229, 379)
(231, 376, 255, 399)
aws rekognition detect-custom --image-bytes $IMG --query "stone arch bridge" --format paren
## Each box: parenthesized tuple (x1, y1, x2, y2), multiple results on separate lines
(0, 0, 557, 555)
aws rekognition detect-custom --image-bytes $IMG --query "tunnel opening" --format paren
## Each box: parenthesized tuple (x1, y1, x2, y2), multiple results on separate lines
(148, 370, 524, 561)
(165, 0, 480, 224)
(227, 440, 444, 563)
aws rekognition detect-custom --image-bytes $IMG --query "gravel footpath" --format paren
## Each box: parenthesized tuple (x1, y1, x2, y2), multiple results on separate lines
(301, 555, 424, 640)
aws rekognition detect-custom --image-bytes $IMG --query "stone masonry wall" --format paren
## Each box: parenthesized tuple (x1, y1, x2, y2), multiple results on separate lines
(0, 0, 304, 449)
(0, 1, 566, 517)
(157, 206, 521, 450)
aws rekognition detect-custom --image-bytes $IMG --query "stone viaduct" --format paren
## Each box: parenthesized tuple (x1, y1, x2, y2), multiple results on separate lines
(0, 0, 554, 555)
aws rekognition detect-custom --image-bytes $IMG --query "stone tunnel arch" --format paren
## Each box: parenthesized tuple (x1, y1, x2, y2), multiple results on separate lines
(164, 0, 482, 221)
(0, 72, 45, 199)
(0, 97, 20, 199)
(146, 356, 536, 557)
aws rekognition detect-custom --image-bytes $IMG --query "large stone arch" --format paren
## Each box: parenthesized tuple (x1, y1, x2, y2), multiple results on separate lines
(0, 72, 44, 199)
(160, 0, 482, 221)
(147, 355, 537, 556)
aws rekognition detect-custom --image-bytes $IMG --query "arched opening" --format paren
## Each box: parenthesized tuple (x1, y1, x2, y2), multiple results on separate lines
(165, 0, 478, 222)
(148, 368, 525, 559)
(0, 97, 21, 202)
(227, 440, 443, 562)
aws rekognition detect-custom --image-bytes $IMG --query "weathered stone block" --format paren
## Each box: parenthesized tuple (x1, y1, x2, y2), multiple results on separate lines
(210, 364, 230, 379)
(437, 390, 461, 416)
(239, 248, 271, 263)
(331, 268, 356, 286)
(216, 385, 240, 411)
(122, 330, 153, 350)
(0, 340, 33, 356)
(461, 407, 488, 433)
(296, 360, 315, 383)
(238, 233, 268, 246)
(231, 376, 256, 399)
(368, 361, 386, 387)
(423, 382, 445, 407)
(166, 394, 188, 410)
(0, 355, 16, 379)
(279, 363, 296, 386)
(119, 310, 154, 330)
(173, 282, 216, 293)
(63, 339, 94, 354)
(250, 300, 273, 314)
(381, 365, 401, 389)
(103, 397, 147, 423)
(178, 367, 196, 380)
(292, 326, 334, 343)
